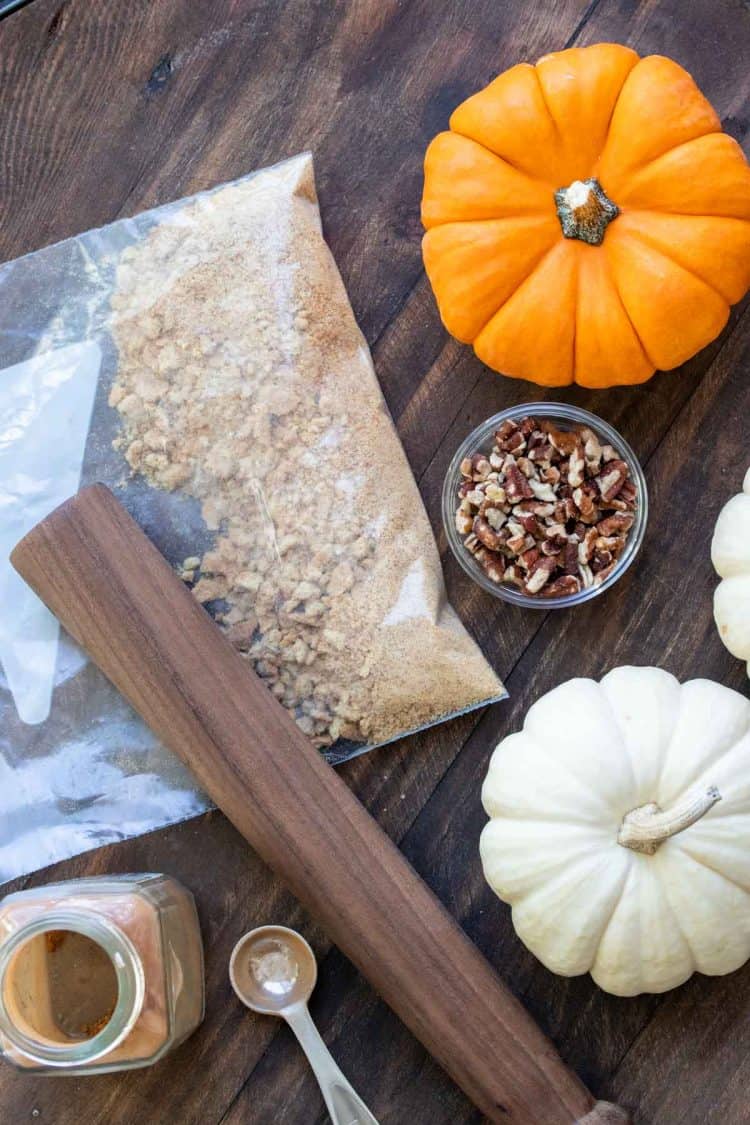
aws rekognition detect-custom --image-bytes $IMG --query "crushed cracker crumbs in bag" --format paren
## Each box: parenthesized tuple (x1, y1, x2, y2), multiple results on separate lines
(109, 154, 505, 759)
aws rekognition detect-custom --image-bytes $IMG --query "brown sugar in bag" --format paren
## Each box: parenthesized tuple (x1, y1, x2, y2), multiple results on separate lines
(109, 154, 505, 759)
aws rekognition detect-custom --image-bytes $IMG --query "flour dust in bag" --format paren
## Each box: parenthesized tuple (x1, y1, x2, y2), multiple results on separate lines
(0, 154, 505, 882)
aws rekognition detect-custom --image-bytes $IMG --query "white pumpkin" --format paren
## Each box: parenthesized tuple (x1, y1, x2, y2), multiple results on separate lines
(712, 466, 750, 675)
(480, 667, 750, 997)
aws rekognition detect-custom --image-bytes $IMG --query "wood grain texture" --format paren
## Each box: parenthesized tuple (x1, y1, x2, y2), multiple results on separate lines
(0, 0, 749, 1121)
(11, 485, 603, 1125)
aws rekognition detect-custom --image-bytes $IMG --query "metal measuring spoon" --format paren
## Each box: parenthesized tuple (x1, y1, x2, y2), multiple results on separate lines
(230, 925, 379, 1125)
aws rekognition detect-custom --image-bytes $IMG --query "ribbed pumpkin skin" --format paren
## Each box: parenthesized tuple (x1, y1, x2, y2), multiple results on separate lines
(422, 44, 750, 388)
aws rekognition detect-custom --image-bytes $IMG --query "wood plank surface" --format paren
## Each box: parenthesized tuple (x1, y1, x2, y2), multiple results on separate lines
(1, 0, 750, 1123)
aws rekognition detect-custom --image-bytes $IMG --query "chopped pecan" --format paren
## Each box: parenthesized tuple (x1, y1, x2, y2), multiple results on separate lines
(519, 546, 540, 571)
(529, 478, 557, 502)
(596, 534, 627, 558)
(514, 500, 556, 519)
(596, 460, 629, 502)
(506, 532, 528, 554)
(597, 512, 634, 537)
(528, 441, 555, 462)
(553, 497, 578, 525)
(573, 483, 599, 524)
(619, 480, 637, 506)
(591, 548, 613, 573)
(484, 482, 507, 504)
(503, 564, 524, 587)
(504, 459, 534, 502)
(525, 555, 556, 594)
(578, 527, 599, 565)
(518, 514, 542, 537)
(517, 456, 536, 479)
(469, 453, 493, 481)
(544, 522, 567, 539)
(541, 422, 581, 456)
(593, 561, 618, 585)
(479, 502, 506, 527)
(455, 510, 474, 535)
(540, 574, 581, 598)
(474, 515, 508, 552)
(495, 420, 526, 454)
(503, 432, 527, 455)
(567, 443, 585, 488)
(580, 426, 602, 472)
(479, 551, 506, 583)
(563, 541, 579, 575)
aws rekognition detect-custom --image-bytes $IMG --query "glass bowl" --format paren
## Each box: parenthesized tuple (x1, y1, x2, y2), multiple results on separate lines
(442, 403, 648, 609)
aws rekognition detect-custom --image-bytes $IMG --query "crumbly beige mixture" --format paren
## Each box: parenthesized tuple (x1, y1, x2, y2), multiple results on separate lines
(109, 155, 502, 751)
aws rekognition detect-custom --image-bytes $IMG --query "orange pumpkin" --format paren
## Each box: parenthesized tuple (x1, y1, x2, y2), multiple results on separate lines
(421, 44, 750, 388)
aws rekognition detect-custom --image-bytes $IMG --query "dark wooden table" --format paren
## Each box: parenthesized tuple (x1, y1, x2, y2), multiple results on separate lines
(2, 1, 750, 1122)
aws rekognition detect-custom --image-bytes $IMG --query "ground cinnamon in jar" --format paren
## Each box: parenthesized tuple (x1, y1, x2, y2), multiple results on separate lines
(0, 875, 204, 1074)
(43, 929, 118, 1040)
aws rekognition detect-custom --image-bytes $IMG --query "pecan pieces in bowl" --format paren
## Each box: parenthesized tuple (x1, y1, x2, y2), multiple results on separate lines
(455, 416, 637, 599)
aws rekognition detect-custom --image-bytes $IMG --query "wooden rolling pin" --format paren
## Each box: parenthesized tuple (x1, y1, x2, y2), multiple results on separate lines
(12, 485, 627, 1125)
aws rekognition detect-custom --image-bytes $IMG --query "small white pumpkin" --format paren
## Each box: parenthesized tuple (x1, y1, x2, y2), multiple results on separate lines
(712, 466, 750, 675)
(480, 667, 750, 996)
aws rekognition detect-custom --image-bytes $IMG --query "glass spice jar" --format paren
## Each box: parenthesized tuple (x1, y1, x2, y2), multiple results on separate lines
(0, 874, 204, 1074)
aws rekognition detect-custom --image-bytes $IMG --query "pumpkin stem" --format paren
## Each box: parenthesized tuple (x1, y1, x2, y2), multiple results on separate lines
(554, 179, 619, 246)
(617, 785, 722, 855)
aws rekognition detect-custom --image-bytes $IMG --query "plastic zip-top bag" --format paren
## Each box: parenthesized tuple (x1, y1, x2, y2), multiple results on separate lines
(0, 154, 505, 882)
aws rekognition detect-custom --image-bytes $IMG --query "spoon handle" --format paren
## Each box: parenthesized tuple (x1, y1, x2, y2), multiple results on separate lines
(284, 1004, 379, 1125)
